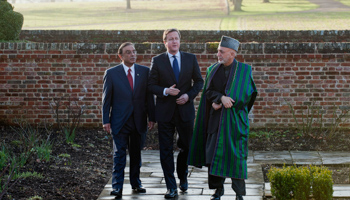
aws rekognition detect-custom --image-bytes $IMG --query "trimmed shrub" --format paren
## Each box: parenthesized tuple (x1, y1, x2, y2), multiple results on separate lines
(267, 165, 297, 199)
(293, 166, 311, 200)
(311, 166, 333, 200)
(268, 165, 333, 200)
(0, 0, 24, 40)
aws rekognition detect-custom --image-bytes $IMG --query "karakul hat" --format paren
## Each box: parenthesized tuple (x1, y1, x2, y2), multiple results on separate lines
(219, 36, 240, 51)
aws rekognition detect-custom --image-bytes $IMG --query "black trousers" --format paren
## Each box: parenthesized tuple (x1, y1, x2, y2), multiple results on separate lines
(111, 114, 143, 190)
(158, 108, 194, 189)
(208, 171, 246, 195)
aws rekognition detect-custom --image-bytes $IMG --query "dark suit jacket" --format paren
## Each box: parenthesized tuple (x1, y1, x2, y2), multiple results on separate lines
(148, 51, 204, 122)
(102, 64, 155, 135)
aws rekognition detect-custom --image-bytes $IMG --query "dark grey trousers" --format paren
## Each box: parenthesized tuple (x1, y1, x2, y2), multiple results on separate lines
(208, 172, 246, 195)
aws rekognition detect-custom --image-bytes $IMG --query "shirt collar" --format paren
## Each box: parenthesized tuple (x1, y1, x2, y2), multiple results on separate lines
(167, 51, 180, 59)
(122, 63, 135, 73)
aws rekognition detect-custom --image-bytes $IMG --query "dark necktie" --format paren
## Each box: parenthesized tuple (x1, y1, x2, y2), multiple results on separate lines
(172, 55, 179, 82)
(127, 68, 133, 91)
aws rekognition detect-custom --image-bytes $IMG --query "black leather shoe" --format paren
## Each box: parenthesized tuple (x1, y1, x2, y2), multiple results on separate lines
(236, 195, 244, 200)
(132, 185, 146, 193)
(210, 188, 224, 200)
(179, 178, 188, 192)
(110, 188, 122, 198)
(164, 188, 178, 199)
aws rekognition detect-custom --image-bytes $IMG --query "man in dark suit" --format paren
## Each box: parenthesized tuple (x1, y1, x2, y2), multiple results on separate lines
(102, 42, 155, 199)
(148, 28, 204, 199)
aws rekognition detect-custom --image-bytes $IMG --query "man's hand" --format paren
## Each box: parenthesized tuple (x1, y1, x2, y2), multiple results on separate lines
(221, 96, 235, 108)
(212, 102, 222, 110)
(176, 94, 189, 105)
(166, 84, 180, 96)
(103, 123, 111, 134)
(148, 121, 155, 130)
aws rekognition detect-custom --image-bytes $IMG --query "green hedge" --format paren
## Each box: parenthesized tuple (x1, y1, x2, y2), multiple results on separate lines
(267, 165, 333, 200)
(0, 0, 24, 41)
(311, 166, 334, 200)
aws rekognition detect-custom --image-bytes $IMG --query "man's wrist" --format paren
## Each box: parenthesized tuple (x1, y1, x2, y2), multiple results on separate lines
(220, 94, 226, 99)
(163, 88, 169, 96)
(217, 94, 223, 103)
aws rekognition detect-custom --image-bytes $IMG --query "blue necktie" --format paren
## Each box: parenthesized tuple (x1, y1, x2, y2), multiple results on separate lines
(172, 55, 179, 82)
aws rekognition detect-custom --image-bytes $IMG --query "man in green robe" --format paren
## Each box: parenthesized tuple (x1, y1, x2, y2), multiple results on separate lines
(188, 36, 257, 200)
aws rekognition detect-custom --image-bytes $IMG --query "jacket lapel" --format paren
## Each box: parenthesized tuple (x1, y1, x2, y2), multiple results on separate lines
(163, 53, 177, 83)
(133, 64, 141, 93)
(179, 51, 186, 83)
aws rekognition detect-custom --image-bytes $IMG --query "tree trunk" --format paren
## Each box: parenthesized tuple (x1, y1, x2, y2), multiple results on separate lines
(126, 0, 131, 9)
(224, 0, 230, 15)
(234, 0, 242, 11)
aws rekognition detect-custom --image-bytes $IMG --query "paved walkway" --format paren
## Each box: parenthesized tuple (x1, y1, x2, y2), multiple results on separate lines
(97, 150, 350, 200)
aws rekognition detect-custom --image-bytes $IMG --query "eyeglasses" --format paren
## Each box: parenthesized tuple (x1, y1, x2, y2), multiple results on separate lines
(124, 50, 137, 55)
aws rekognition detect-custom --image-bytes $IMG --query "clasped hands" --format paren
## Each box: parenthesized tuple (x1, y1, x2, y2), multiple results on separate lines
(212, 96, 235, 110)
(166, 84, 189, 105)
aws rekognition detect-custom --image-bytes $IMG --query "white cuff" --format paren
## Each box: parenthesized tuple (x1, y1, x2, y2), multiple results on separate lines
(163, 88, 169, 96)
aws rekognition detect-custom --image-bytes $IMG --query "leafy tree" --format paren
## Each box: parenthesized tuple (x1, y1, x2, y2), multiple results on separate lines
(0, 0, 23, 41)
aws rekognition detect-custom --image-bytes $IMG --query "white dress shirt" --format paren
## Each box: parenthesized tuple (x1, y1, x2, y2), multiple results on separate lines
(122, 63, 135, 87)
(167, 51, 181, 72)
(164, 51, 181, 96)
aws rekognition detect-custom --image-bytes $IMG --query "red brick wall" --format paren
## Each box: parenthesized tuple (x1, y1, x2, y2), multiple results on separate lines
(1, 41, 350, 128)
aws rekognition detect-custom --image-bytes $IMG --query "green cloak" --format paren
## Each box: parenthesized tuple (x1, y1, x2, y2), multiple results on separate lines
(188, 59, 257, 179)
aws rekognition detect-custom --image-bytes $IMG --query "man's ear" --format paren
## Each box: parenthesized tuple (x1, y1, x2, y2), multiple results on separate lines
(232, 50, 237, 57)
(118, 54, 123, 61)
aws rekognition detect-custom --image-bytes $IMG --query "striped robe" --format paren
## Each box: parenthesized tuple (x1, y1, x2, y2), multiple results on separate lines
(188, 59, 257, 179)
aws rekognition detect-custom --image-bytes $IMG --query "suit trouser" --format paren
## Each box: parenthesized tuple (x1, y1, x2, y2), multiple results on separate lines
(112, 115, 142, 190)
(158, 109, 194, 189)
(208, 171, 246, 195)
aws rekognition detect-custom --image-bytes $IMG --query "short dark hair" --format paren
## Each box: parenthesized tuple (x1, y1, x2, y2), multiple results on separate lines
(163, 28, 181, 41)
(118, 42, 134, 55)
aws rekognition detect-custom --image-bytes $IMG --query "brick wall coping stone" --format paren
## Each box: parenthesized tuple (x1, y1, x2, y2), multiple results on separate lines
(18, 30, 350, 43)
(1, 42, 350, 54)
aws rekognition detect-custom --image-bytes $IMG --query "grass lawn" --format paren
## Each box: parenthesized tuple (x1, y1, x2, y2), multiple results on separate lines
(13, 0, 350, 30)
(222, 12, 350, 30)
(336, 0, 350, 6)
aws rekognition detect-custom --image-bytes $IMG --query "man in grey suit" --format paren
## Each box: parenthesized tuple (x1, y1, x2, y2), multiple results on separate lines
(148, 28, 204, 199)
(102, 42, 155, 199)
